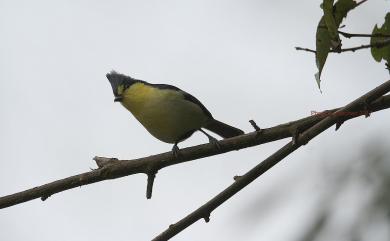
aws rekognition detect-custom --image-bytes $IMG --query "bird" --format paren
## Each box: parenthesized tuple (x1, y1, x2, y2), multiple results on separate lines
(106, 71, 244, 156)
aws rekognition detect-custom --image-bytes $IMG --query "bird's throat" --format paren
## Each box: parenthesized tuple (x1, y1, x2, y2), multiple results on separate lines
(120, 82, 155, 116)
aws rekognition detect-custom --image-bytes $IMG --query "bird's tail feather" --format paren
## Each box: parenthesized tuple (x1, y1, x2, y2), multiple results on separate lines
(204, 119, 244, 139)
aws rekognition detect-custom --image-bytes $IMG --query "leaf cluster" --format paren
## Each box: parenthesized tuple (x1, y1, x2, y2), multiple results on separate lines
(313, 0, 390, 89)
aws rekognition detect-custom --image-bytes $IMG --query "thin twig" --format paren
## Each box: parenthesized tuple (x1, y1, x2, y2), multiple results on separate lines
(338, 30, 390, 39)
(340, 39, 390, 52)
(249, 120, 261, 132)
(152, 79, 390, 241)
(295, 38, 390, 54)
(295, 47, 316, 53)
(1, 94, 390, 209)
(356, 0, 368, 8)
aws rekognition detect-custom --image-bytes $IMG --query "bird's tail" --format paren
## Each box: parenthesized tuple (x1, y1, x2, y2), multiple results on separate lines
(204, 119, 244, 139)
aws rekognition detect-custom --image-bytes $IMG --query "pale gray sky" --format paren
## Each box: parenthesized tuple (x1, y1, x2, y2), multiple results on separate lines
(1, 1, 389, 241)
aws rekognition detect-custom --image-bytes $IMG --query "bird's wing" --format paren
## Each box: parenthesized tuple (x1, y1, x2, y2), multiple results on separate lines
(150, 83, 213, 119)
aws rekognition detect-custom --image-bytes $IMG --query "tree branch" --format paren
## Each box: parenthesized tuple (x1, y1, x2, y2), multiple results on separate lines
(1, 93, 390, 209)
(152, 79, 390, 241)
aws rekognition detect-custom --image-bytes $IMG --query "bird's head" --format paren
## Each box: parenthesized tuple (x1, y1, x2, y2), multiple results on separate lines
(106, 71, 139, 102)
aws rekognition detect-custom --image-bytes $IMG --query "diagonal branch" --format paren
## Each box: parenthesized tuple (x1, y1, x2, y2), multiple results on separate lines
(1, 93, 390, 209)
(152, 79, 390, 241)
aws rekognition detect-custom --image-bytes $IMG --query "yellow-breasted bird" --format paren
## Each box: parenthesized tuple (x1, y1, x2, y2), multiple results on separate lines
(106, 71, 244, 155)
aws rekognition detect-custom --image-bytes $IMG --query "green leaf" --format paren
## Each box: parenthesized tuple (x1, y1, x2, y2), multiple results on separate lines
(315, 0, 357, 89)
(323, 0, 341, 50)
(371, 13, 390, 66)
(371, 25, 383, 62)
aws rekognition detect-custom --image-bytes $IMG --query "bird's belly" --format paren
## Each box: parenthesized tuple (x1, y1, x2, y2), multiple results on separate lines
(124, 98, 207, 143)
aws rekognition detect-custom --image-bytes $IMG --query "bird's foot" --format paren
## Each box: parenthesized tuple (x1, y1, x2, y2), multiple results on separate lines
(172, 144, 180, 158)
(208, 135, 221, 150)
(199, 129, 221, 150)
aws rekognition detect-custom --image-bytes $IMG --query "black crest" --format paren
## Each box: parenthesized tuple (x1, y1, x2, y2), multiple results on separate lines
(106, 71, 144, 96)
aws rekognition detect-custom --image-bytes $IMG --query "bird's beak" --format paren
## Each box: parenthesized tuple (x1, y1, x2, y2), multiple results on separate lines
(114, 96, 123, 102)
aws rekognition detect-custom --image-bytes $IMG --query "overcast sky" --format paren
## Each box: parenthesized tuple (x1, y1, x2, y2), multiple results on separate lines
(1, 1, 389, 241)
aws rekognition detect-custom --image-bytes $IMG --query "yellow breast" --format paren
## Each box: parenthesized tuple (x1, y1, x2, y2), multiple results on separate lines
(121, 83, 208, 143)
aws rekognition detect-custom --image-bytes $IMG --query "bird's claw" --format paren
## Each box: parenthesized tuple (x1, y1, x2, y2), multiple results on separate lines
(208, 136, 221, 150)
(172, 144, 180, 158)
(199, 129, 221, 150)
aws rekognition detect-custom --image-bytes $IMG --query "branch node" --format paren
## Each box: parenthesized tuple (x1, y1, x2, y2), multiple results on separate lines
(291, 126, 309, 146)
(41, 195, 50, 201)
(249, 120, 262, 132)
(335, 121, 344, 131)
(203, 214, 210, 223)
(291, 127, 300, 145)
(233, 175, 242, 181)
(93, 156, 120, 169)
(363, 100, 372, 118)
(146, 171, 158, 199)
(249, 120, 263, 138)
